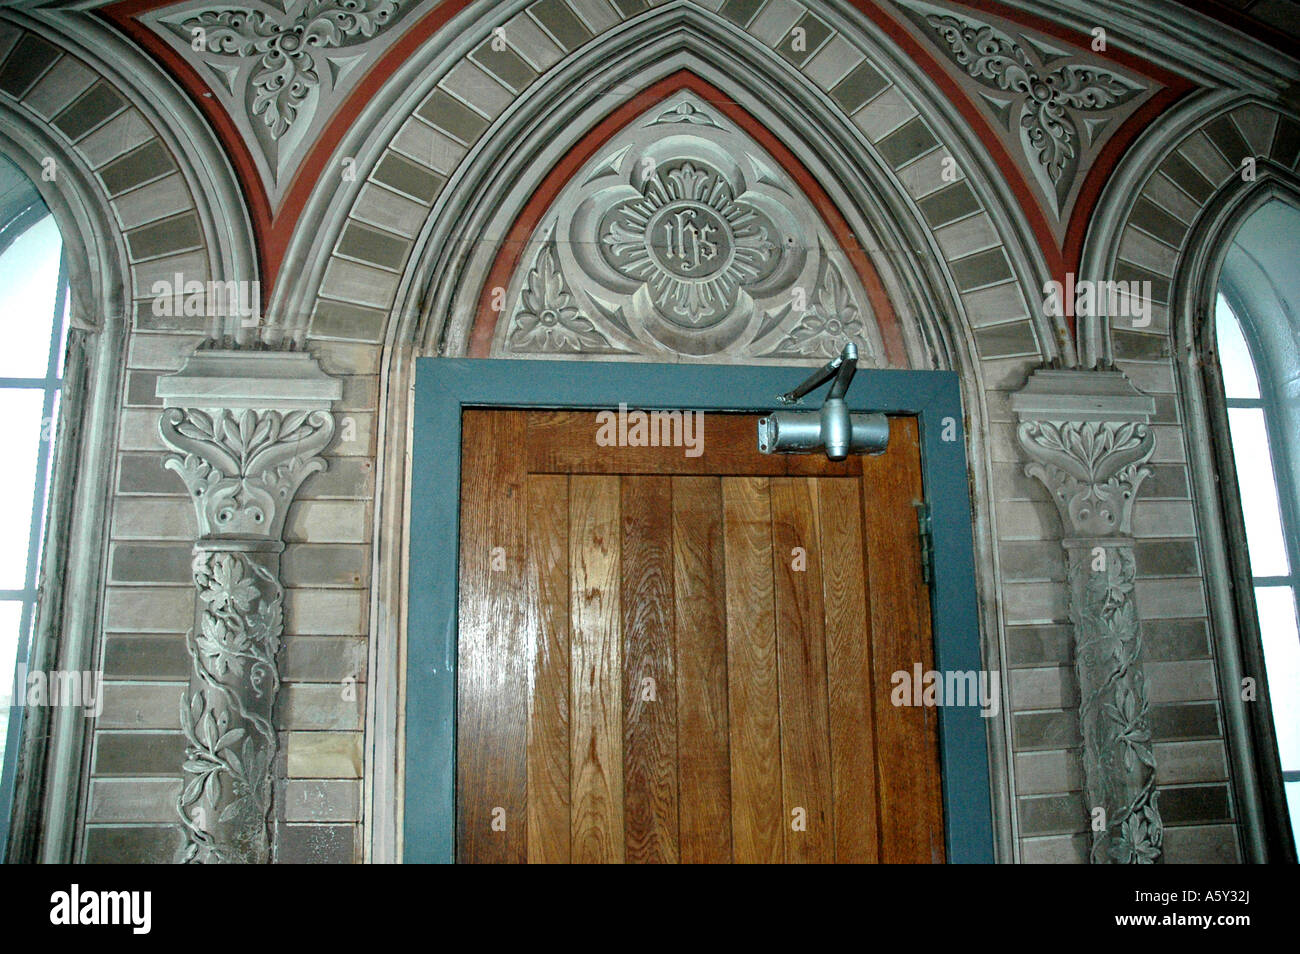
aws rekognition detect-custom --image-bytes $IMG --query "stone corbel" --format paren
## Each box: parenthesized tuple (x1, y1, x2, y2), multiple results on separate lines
(157, 350, 341, 863)
(1011, 369, 1164, 863)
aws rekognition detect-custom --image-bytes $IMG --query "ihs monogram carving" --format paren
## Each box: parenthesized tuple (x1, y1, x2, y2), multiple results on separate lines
(599, 161, 781, 328)
(897, 1, 1143, 215)
(160, 407, 336, 539)
(500, 93, 888, 362)
(178, 0, 405, 140)
(1017, 419, 1154, 537)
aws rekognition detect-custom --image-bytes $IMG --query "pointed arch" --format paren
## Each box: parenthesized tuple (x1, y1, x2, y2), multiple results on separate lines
(466, 71, 908, 365)
(1084, 90, 1300, 861)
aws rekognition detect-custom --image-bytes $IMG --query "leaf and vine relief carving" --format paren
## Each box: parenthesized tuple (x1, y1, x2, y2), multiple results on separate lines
(1017, 414, 1162, 863)
(499, 92, 888, 362)
(178, 549, 283, 864)
(159, 403, 335, 863)
(175, 1, 407, 140)
(897, 0, 1144, 216)
(1071, 544, 1162, 863)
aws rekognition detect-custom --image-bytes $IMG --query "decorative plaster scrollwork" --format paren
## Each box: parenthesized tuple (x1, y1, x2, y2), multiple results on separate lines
(178, 0, 405, 140)
(898, 1, 1143, 214)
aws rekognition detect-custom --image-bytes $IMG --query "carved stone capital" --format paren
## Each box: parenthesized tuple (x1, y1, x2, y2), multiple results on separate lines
(157, 349, 340, 863)
(158, 350, 341, 542)
(1012, 369, 1163, 863)
(1011, 369, 1156, 538)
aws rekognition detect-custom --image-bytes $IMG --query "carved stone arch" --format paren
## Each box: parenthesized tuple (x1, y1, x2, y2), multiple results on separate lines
(1080, 93, 1300, 861)
(1078, 92, 1298, 367)
(1170, 168, 1300, 863)
(319, 4, 1062, 860)
(0, 10, 259, 330)
(0, 10, 261, 862)
(278, 0, 1061, 373)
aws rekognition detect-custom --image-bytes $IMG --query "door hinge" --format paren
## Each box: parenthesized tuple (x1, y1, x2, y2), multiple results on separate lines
(915, 501, 934, 585)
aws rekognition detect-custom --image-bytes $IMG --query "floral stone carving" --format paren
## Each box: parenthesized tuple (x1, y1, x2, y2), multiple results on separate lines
(1012, 369, 1163, 863)
(499, 92, 887, 362)
(898, 0, 1143, 215)
(158, 350, 340, 863)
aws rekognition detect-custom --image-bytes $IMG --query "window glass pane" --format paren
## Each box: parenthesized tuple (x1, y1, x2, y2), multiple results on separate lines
(0, 215, 60, 379)
(0, 600, 24, 758)
(1216, 294, 1261, 399)
(1227, 407, 1291, 576)
(0, 389, 44, 589)
(1256, 586, 1300, 769)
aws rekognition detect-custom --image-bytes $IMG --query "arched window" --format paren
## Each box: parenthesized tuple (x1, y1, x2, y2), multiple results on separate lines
(1211, 197, 1300, 853)
(0, 155, 69, 851)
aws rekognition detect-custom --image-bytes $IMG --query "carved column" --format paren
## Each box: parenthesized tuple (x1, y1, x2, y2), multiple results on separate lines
(1012, 369, 1164, 863)
(157, 350, 341, 863)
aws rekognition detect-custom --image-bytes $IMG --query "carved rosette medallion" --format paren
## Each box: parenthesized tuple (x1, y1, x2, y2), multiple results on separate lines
(157, 351, 340, 863)
(499, 93, 888, 361)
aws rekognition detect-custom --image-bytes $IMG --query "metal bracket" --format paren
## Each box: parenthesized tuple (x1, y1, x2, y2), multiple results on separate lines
(758, 342, 889, 460)
(915, 501, 934, 585)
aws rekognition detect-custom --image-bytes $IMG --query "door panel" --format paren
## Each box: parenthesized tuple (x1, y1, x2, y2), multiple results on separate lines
(457, 410, 943, 863)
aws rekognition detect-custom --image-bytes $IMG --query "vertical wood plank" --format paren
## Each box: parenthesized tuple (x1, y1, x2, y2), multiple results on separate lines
(569, 475, 624, 863)
(671, 476, 732, 863)
(620, 476, 678, 863)
(861, 416, 945, 863)
(457, 410, 528, 863)
(526, 474, 570, 864)
(721, 477, 783, 863)
(817, 477, 880, 862)
(770, 477, 834, 863)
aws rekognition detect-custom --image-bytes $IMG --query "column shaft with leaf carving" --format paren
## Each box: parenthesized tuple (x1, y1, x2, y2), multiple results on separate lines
(1013, 371, 1164, 863)
(158, 352, 339, 863)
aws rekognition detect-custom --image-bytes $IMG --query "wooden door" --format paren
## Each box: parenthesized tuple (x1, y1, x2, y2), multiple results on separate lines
(456, 409, 943, 863)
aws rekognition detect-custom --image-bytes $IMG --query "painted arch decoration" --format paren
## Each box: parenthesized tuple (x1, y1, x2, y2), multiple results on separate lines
(494, 89, 891, 362)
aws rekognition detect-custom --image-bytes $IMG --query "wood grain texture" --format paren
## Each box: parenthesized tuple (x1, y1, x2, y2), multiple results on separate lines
(620, 476, 679, 863)
(457, 410, 943, 864)
(671, 476, 732, 864)
(527, 411, 862, 476)
(721, 477, 783, 863)
(860, 416, 945, 863)
(569, 475, 624, 863)
(770, 477, 834, 863)
(817, 477, 879, 863)
(457, 410, 528, 863)
(526, 474, 570, 864)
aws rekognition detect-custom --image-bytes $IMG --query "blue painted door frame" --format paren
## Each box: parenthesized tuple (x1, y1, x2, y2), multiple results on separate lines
(405, 357, 994, 863)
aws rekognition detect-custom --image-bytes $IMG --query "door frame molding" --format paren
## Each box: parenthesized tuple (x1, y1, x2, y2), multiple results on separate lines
(406, 356, 994, 863)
